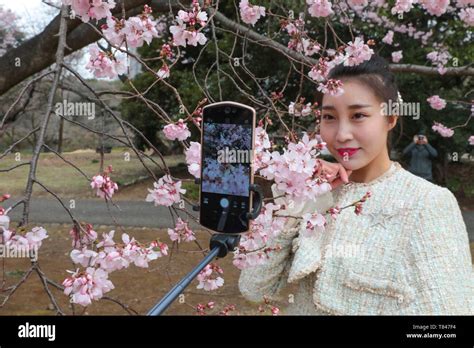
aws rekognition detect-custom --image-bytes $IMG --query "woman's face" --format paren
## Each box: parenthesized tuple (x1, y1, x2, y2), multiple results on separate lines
(320, 79, 396, 171)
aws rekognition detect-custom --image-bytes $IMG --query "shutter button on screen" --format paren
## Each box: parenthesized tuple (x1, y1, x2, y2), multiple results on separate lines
(220, 198, 229, 208)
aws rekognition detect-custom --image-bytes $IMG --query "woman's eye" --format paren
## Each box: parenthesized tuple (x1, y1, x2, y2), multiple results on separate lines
(322, 114, 334, 120)
(352, 113, 367, 120)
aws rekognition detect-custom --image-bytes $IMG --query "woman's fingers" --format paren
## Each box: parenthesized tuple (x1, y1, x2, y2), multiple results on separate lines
(319, 160, 352, 189)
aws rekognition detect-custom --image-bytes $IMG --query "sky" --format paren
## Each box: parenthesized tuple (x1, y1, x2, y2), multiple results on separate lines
(0, 0, 93, 77)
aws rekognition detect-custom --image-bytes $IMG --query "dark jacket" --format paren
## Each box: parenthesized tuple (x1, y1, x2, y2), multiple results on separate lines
(402, 142, 438, 181)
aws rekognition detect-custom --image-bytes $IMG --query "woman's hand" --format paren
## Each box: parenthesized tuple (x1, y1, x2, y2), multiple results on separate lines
(317, 159, 352, 190)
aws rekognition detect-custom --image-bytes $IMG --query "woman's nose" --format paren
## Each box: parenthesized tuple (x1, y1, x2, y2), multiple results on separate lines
(335, 122, 354, 143)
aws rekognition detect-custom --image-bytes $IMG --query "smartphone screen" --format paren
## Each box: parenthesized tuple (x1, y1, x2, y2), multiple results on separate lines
(199, 102, 256, 234)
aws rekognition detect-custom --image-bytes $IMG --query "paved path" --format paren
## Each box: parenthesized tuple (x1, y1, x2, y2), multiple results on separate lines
(6, 198, 474, 242)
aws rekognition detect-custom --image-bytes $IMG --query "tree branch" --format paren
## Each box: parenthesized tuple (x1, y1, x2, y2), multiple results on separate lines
(0, 0, 189, 95)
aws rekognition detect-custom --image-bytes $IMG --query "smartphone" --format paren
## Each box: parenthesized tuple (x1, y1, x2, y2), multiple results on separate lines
(418, 135, 425, 141)
(198, 102, 256, 234)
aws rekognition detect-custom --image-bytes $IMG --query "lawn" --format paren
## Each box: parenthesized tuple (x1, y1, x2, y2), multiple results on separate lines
(0, 148, 185, 199)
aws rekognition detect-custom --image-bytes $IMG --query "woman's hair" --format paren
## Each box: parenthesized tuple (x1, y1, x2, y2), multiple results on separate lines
(326, 54, 400, 154)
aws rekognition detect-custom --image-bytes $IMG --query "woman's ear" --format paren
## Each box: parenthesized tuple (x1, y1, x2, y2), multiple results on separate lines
(387, 115, 398, 131)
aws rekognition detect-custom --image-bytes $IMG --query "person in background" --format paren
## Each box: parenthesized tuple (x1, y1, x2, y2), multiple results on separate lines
(402, 132, 438, 182)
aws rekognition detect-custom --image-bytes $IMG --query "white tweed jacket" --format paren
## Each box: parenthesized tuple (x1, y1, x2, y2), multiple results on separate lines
(239, 161, 474, 315)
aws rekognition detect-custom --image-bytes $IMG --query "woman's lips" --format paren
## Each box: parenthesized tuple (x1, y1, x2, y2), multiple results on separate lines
(336, 147, 360, 157)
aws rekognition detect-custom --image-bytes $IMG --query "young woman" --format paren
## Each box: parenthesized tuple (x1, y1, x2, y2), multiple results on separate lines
(239, 55, 473, 315)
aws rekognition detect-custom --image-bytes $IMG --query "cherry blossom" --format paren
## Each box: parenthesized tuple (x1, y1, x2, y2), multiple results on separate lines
(468, 135, 474, 145)
(239, 0, 266, 26)
(71, 247, 98, 267)
(163, 119, 191, 141)
(344, 37, 374, 66)
(197, 263, 224, 291)
(307, 0, 334, 17)
(64, 229, 168, 305)
(25, 227, 49, 249)
(122, 14, 159, 48)
(301, 212, 326, 236)
(86, 44, 127, 79)
(308, 58, 330, 82)
(391, 50, 403, 63)
(427, 95, 447, 110)
(426, 49, 451, 75)
(289, 100, 313, 117)
(90, 165, 118, 199)
(391, 0, 415, 14)
(62, 0, 116, 23)
(459, 8, 474, 26)
(167, 218, 196, 243)
(258, 132, 331, 201)
(432, 122, 454, 137)
(185, 141, 201, 178)
(317, 79, 345, 96)
(169, 0, 208, 47)
(420, 0, 450, 16)
(157, 64, 170, 79)
(382, 30, 394, 45)
(62, 267, 115, 307)
(146, 175, 186, 207)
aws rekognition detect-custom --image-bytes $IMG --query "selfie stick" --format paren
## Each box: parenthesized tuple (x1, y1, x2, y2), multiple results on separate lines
(147, 181, 264, 316)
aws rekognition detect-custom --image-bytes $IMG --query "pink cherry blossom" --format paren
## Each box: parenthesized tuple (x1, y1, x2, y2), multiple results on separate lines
(391, 0, 415, 14)
(62, 0, 115, 23)
(25, 226, 49, 249)
(308, 58, 330, 82)
(122, 15, 160, 48)
(382, 30, 394, 45)
(303, 38, 321, 56)
(427, 95, 447, 110)
(239, 0, 266, 26)
(317, 79, 344, 96)
(289, 101, 313, 117)
(185, 141, 201, 178)
(456, 0, 473, 6)
(90, 166, 118, 199)
(71, 247, 98, 267)
(86, 44, 127, 79)
(301, 212, 326, 236)
(420, 0, 449, 16)
(347, 0, 369, 7)
(146, 175, 186, 207)
(62, 267, 115, 306)
(392, 50, 403, 63)
(432, 122, 454, 137)
(258, 133, 331, 201)
(459, 8, 474, 26)
(163, 119, 191, 141)
(168, 217, 196, 243)
(169, 0, 208, 47)
(101, 17, 126, 47)
(468, 135, 474, 145)
(157, 64, 170, 79)
(197, 263, 224, 291)
(344, 37, 374, 66)
(88, 0, 116, 21)
(307, 0, 334, 17)
(426, 49, 451, 75)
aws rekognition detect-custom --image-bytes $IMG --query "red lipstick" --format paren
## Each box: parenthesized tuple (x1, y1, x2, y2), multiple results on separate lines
(337, 147, 360, 157)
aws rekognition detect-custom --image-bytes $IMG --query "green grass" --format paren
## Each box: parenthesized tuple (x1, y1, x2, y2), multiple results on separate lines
(0, 148, 184, 198)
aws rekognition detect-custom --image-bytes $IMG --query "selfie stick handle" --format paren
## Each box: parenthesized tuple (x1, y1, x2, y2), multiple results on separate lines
(148, 181, 263, 316)
(147, 234, 240, 316)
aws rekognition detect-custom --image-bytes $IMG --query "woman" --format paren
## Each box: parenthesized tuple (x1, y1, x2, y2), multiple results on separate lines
(238, 55, 473, 315)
